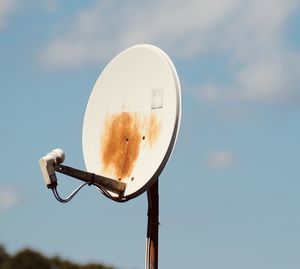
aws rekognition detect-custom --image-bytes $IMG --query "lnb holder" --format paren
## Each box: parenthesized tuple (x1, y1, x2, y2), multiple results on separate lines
(39, 149, 126, 196)
(39, 149, 65, 188)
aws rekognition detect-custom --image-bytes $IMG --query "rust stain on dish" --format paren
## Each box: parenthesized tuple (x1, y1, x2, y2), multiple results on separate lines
(147, 113, 161, 147)
(101, 112, 141, 179)
(101, 112, 161, 180)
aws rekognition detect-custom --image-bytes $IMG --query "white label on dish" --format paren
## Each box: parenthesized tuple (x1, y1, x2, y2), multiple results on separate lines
(151, 88, 163, 109)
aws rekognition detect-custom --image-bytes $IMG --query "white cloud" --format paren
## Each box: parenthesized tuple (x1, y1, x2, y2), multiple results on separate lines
(198, 84, 220, 102)
(0, 0, 58, 31)
(42, 0, 59, 13)
(207, 150, 236, 169)
(38, 0, 300, 103)
(236, 53, 300, 103)
(0, 185, 20, 212)
(0, 0, 18, 30)
(38, 0, 242, 68)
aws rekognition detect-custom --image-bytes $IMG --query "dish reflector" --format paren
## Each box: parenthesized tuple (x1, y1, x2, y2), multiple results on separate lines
(82, 44, 181, 200)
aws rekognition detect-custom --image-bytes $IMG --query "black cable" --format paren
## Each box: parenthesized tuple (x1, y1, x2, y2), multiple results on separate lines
(50, 181, 129, 203)
(51, 183, 89, 203)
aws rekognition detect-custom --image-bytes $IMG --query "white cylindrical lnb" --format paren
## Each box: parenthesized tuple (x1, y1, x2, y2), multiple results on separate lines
(49, 148, 65, 164)
(39, 149, 65, 186)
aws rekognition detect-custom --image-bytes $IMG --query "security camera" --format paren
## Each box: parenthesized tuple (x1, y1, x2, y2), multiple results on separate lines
(39, 149, 65, 188)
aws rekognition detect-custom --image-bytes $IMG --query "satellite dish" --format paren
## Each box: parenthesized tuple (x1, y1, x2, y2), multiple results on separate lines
(82, 44, 181, 201)
(39, 44, 181, 268)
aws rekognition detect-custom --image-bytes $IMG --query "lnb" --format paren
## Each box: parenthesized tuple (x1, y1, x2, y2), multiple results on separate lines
(39, 149, 65, 188)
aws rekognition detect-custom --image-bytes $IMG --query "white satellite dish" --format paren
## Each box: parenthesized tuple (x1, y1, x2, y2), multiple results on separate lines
(82, 44, 181, 200)
(39, 44, 181, 268)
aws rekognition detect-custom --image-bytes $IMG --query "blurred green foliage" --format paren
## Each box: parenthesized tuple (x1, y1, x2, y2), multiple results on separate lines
(0, 245, 115, 269)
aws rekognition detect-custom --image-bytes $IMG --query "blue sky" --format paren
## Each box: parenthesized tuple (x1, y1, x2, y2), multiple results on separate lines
(1, 1, 300, 269)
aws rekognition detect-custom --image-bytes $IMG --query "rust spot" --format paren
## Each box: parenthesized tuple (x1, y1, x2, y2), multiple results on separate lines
(100, 111, 161, 180)
(101, 112, 141, 179)
(147, 113, 161, 148)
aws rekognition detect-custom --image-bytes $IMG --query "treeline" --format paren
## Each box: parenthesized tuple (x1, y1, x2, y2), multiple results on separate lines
(0, 245, 115, 269)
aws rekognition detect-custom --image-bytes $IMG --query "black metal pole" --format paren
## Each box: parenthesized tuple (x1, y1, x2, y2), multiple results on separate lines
(146, 179, 159, 269)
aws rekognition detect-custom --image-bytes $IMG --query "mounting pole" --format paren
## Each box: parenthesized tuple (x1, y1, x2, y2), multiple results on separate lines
(145, 179, 159, 269)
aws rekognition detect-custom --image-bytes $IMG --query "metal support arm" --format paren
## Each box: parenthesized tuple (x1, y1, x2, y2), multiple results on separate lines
(39, 149, 126, 198)
(54, 164, 126, 196)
